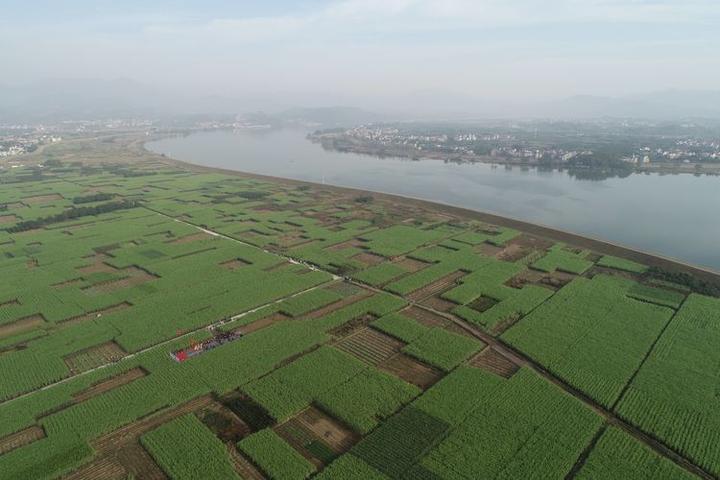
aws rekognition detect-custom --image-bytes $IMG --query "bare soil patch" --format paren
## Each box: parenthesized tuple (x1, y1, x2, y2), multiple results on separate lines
(235, 312, 289, 335)
(275, 406, 358, 467)
(394, 256, 430, 272)
(88, 395, 214, 480)
(402, 306, 474, 338)
(77, 254, 117, 274)
(0, 214, 17, 224)
(539, 270, 576, 290)
(84, 266, 158, 294)
(64, 341, 127, 374)
(263, 261, 291, 272)
(0, 314, 45, 339)
(197, 401, 251, 443)
(0, 425, 46, 455)
(167, 232, 212, 244)
(300, 290, 373, 322)
(335, 327, 404, 365)
(0, 299, 19, 308)
(61, 457, 128, 480)
(220, 257, 252, 270)
(420, 295, 458, 312)
(22, 193, 63, 205)
(496, 244, 529, 262)
(474, 242, 503, 257)
(469, 295, 499, 313)
(407, 270, 465, 302)
(505, 269, 546, 289)
(52, 278, 85, 289)
(326, 238, 367, 251)
(327, 313, 377, 337)
(228, 444, 266, 480)
(72, 367, 148, 403)
(379, 353, 443, 390)
(352, 252, 386, 266)
(470, 347, 519, 378)
(59, 302, 132, 326)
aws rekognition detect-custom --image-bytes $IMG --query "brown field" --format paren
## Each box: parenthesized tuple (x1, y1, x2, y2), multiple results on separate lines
(300, 290, 373, 322)
(77, 254, 117, 275)
(262, 261, 292, 272)
(72, 367, 148, 403)
(63, 341, 127, 374)
(468, 295, 499, 313)
(505, 269, 546, 289)
(0, 425, 46, 456)
(84, 266, 158, 294)
(275, 406, 357, 468)
(62, 457, 128, 480)
(327, 313, 377, 338)
(402, 306, 475, 339)
(0, 214, 17, 224)
(235, 312, 290, 335)
(379, 353, 443, 389)
(167, 232, 212, 244)
(0, 299, 19, 308)
(496, 243, 530, 262)
(59, 302, 132, 326)
(394, 256, 430, 272)
(352, 252, 386, 266)
(21, 193, 64, 204)
(196, 401, 251, 443)
(469, 347, 520, 378)
(228, 444, 266, 480)
(407, 271, 465, 302)
(52, 277, 85, 289)
(539, 270, 576, 290)
(0, 314, 45, 339)
(326, 238, 367, 251)
(420, 295, 458, 312)
(83, 395, 215, 480)
(474, 242, 504, 257)
(220, 257, 252, 270)
(335, 327, 404, 365)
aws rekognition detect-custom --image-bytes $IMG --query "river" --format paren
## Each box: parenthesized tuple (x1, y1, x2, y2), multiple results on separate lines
(146, 129, 720, 272)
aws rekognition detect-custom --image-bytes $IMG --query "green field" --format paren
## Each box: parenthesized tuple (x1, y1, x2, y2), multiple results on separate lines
(0, 139, 716, 480)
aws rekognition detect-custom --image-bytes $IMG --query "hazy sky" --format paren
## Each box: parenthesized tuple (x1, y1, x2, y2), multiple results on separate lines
(2, 0, 719, 101)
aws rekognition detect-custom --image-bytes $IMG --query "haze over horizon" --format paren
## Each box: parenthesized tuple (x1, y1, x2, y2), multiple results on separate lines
(2, 1, 719, 104)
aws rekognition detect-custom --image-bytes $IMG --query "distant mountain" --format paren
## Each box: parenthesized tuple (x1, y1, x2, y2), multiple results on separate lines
(1, 78, 718, 122)
(538, 91, 720, 119)
(276, 106, 387, 128)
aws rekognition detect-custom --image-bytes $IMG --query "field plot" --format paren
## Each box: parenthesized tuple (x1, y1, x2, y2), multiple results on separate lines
(503, 275, 674, 407)
(575, 427, 697, 480)
(333, 367, 601, 479)
(141, 413, 240, 480)
(0, 158, 717, 480)
(616, 294, 720, 477)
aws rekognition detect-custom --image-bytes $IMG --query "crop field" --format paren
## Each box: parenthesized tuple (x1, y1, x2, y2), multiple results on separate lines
(0, 142, 717, 480)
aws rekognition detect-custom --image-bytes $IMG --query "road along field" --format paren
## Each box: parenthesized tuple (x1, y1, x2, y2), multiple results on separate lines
(0, 142, 718, 479)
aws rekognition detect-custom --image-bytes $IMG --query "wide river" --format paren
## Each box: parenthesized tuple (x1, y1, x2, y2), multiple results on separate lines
(147, 129, 720, 272)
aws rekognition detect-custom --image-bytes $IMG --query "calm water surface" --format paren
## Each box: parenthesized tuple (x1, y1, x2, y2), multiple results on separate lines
(147, 129, 720, 272)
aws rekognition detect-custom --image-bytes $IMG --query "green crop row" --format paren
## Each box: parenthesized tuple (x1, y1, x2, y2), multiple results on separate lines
(238, 428, 316, 480)
(141, 414, 240, 480)
(616, 293, 720, 476)
(503, 275, 674, 407)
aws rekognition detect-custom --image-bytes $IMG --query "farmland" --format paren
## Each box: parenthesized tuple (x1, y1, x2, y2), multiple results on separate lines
(0, 134, 718, 479)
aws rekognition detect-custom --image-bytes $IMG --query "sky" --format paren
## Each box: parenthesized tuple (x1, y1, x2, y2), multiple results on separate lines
(1, 0, 719, 104)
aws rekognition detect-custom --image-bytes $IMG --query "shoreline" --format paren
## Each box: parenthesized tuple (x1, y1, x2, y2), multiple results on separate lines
(140, 138, 720, 282)
(308, 134, 720, 177)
